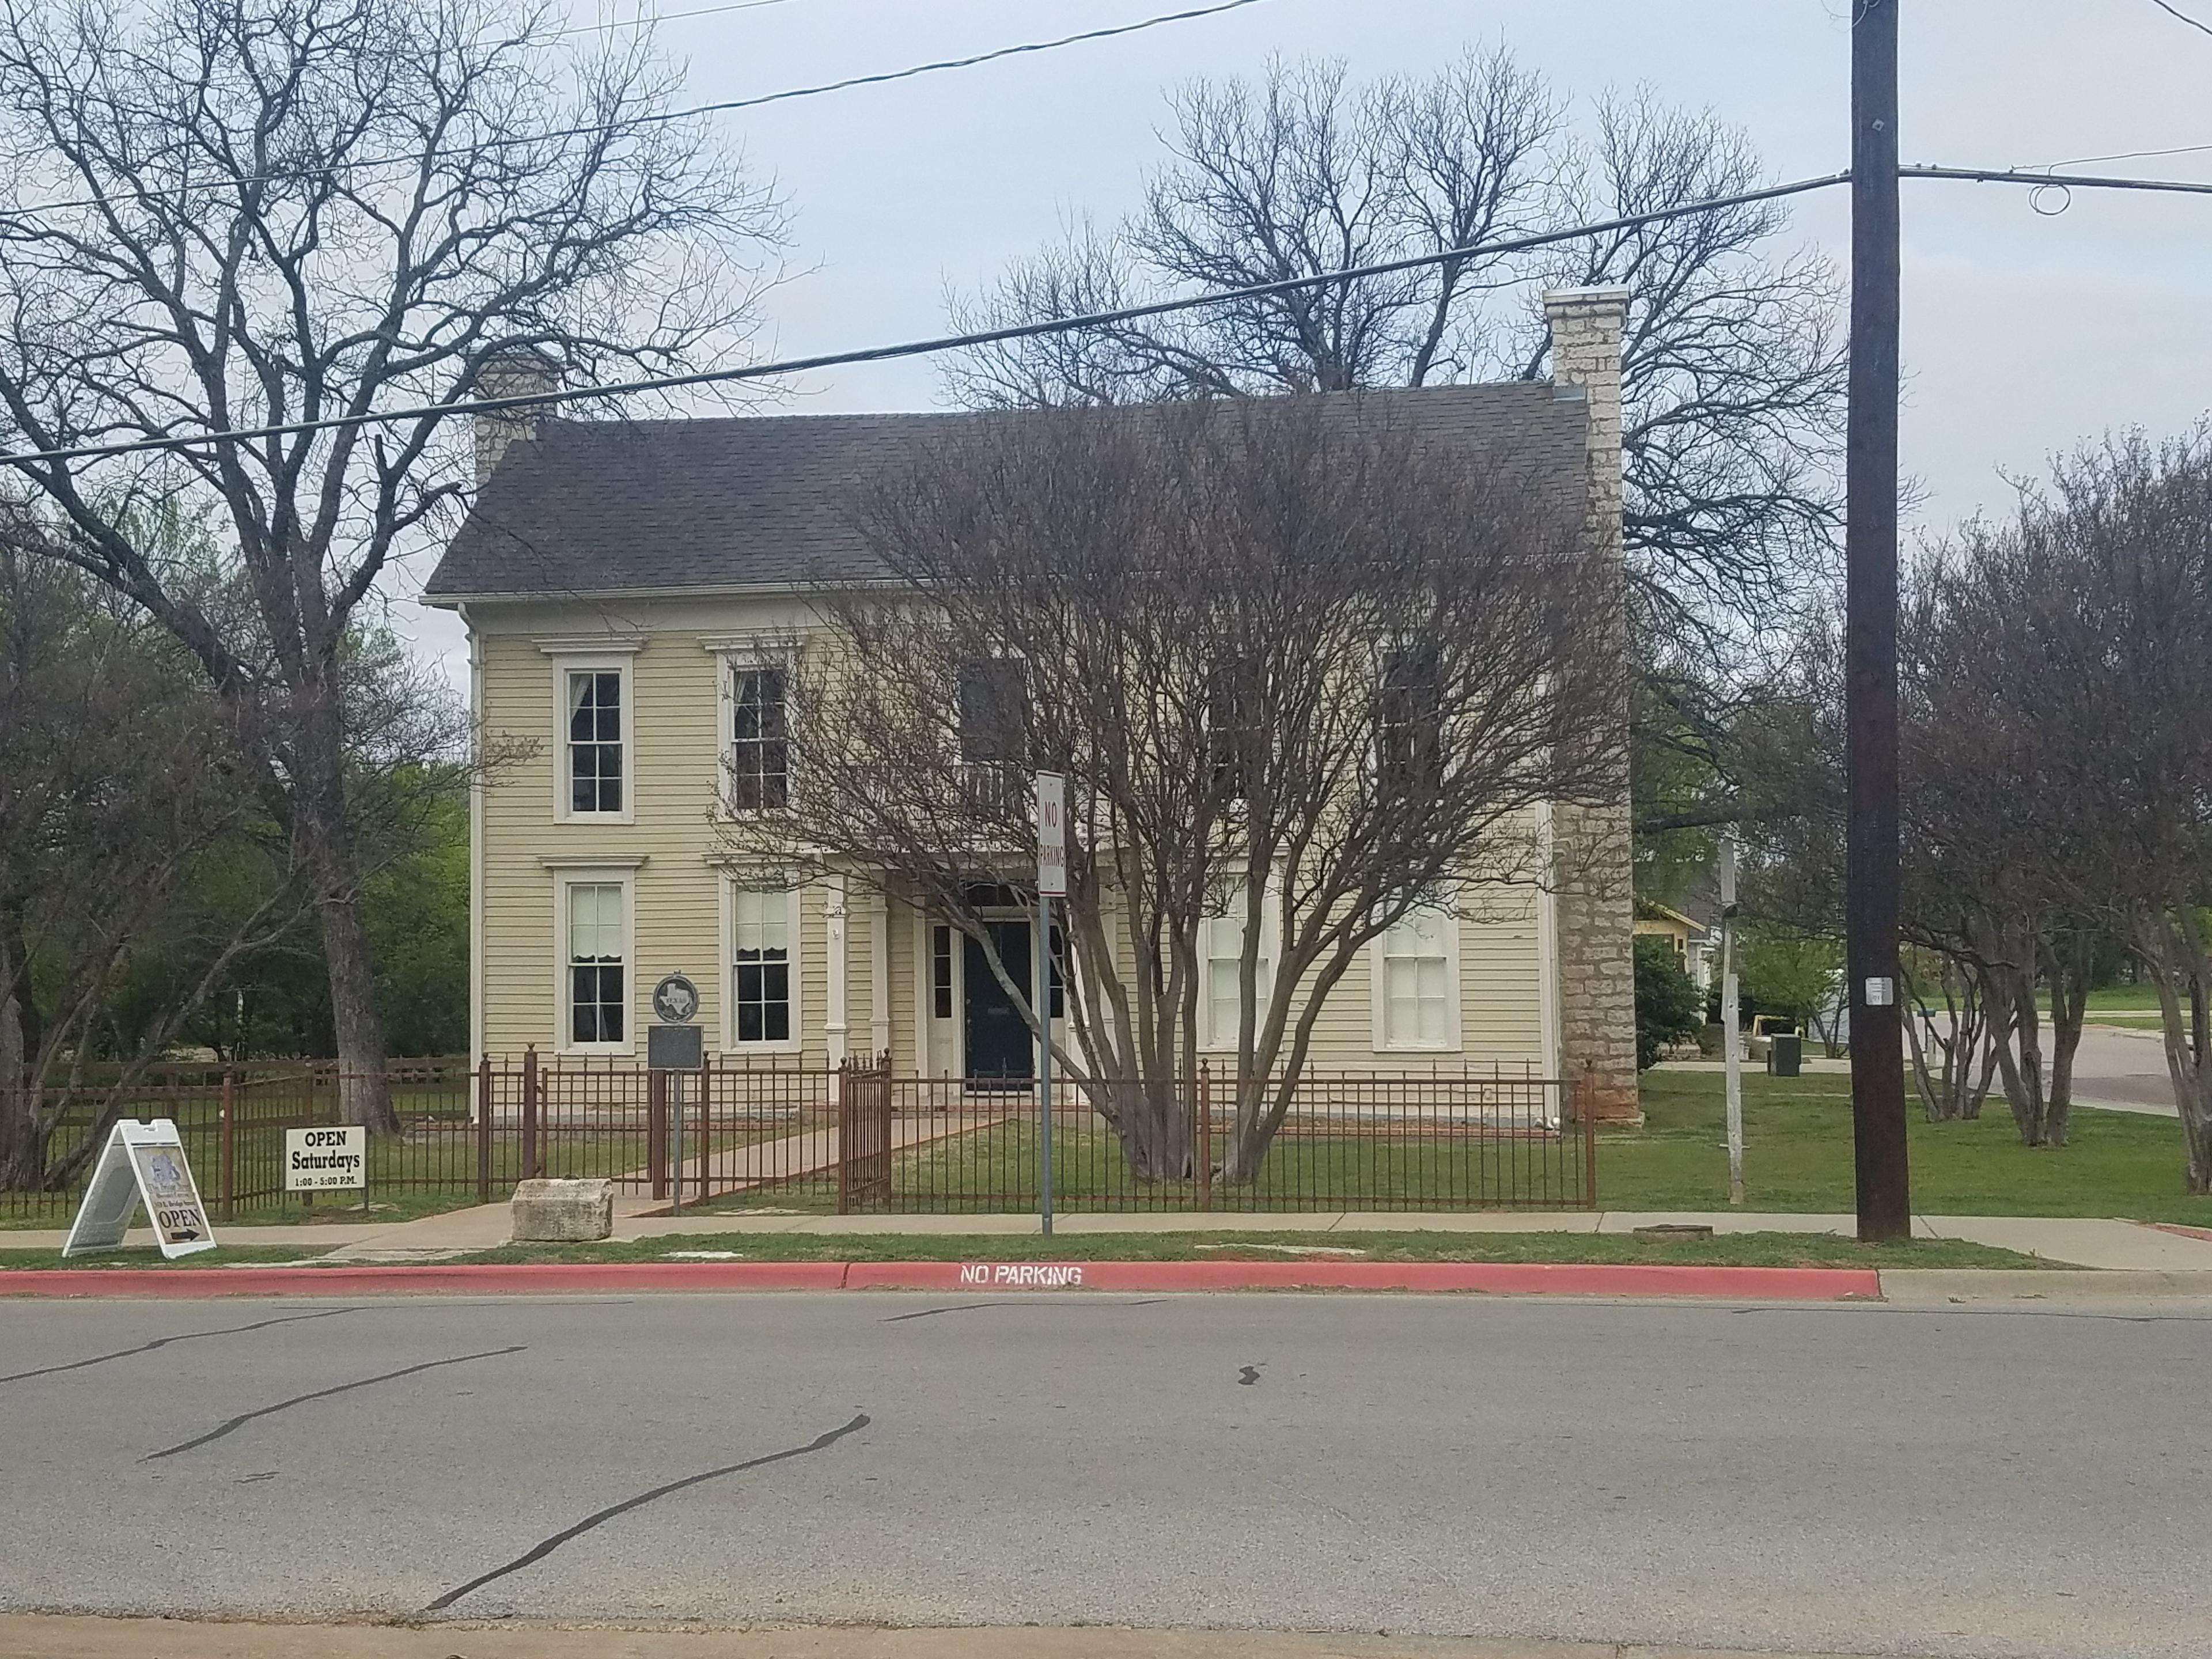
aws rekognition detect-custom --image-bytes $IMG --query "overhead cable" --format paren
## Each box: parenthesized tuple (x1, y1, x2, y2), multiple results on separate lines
(5, 162, 2210, 472)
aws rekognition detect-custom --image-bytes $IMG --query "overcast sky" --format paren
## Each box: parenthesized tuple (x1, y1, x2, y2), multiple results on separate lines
(399, 0, 2212, 676)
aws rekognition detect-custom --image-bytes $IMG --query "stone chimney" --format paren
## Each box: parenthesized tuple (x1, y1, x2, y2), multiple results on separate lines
(472, 347, 562, 485)
(1541, 287, 1641, 1125)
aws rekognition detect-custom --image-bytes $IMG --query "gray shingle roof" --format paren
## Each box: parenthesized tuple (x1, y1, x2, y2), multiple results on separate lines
(422, 381, 1591, 601)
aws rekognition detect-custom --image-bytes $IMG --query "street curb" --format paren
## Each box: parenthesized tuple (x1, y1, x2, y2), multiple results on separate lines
(0, 1259, 1881, 1300)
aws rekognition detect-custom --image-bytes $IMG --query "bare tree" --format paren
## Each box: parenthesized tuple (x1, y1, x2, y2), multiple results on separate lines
(0, 0, 781, 1129)
(944, 51, 1844, 656)
(0, 539, 296, 1192)
(1899, 514, 2126, 1147)
(2012, 428, 2212, 1191)
(1900, 950, 1998, 1123)
(718, 397, 1626, 1183)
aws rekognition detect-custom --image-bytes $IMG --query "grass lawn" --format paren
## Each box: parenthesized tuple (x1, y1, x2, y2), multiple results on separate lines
(0, 1229, 2041, 1272)
(2086, 985, 2162, 1012)
(1614, 1071, 2212, 1224)
(696, 1117, 1591, 1216)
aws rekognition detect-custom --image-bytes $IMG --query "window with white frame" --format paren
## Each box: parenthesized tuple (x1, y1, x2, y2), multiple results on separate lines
(730, 885, 796, 1045)
(1375, 645, 1444, 798)
(1202, 908, 1273, 1052)
(1376, 905, 1459, 1050)
(728, 664, 789, 810)
(565, 668, 625, 816)
(564, 880, 628, 1047)
(931, 924, 955, 1020)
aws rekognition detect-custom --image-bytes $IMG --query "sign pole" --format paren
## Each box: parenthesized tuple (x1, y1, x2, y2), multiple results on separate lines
(1036, 892, 1053, 1238)
(649, 971, 703, 1223)
(1035, 771, 1066, 1240)
(1721, 838, 1744, 1205)
(670, 1068, 684, 1219)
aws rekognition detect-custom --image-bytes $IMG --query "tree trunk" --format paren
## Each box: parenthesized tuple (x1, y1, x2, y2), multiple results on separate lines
(294, 758, 399, 1135)
(0, 927, 35, 1191)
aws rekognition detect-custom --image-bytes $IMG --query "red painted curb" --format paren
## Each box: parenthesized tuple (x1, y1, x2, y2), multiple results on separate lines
(842, 1260, 1878, 1298)
(0, 1259, 1878, 1300)
(0, 1262, 853, 1298)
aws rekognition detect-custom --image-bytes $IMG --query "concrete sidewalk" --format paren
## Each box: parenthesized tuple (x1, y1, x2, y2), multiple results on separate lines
(9, 1204, 2212, 1270)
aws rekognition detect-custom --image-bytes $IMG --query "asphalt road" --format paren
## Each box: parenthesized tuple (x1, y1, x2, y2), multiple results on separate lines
(1, 1292, 2206, 1658)
(2068, 1024, 2179, 1115)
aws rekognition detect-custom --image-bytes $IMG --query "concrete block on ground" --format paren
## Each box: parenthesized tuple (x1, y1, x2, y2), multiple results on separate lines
(511, 1178, 615, 1242)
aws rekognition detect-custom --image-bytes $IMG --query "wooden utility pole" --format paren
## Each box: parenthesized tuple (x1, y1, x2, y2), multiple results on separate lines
(1847, 0, 1911, 1240)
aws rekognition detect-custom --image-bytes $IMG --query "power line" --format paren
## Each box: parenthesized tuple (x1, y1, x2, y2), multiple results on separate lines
(1, 0, 1272, 220)
(1902, 163, 2212, 198)
(3, 160, 2209, 473)
(0, 172, 1852, 471)
(2036, 142, 2212, 171)
(551, 0, 800, 37)
(2148, 0, 2212, 41)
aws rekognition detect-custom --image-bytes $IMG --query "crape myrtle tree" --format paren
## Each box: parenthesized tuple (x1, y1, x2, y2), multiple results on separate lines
(0, 0, 781, 1130)
(717, 398, 1627, 1184)
(2015, 428, 2212, 1190)
(1749, 583, 2099, 1143)
(1896, 536, 2107, 1148)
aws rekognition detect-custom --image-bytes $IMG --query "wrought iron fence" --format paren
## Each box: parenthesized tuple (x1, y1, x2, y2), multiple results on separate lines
(2, 1054, 1596, 1223)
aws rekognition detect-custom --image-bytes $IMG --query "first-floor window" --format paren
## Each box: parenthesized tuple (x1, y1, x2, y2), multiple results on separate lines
(1380, 906, 1454, 1048)
(1203, 910, 1272, 1051)
(733, 886, 794, 1044)
(566, 881, 626, 1045)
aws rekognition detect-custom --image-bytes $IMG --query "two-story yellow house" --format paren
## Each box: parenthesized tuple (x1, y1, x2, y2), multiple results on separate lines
(425, 289, 1639, 1119)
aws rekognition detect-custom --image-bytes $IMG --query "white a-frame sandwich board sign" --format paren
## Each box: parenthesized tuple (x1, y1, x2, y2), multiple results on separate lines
(62, 1118, 218, 1259)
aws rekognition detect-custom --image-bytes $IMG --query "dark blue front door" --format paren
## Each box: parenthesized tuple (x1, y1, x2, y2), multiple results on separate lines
(963, 922, 1033, 1081)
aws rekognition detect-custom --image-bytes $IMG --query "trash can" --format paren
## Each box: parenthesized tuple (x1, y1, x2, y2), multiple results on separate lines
(1767, 1031, 1802, 1077)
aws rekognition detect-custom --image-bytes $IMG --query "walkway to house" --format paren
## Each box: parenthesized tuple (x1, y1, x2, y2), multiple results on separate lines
(609, 1108, 1007, 1213)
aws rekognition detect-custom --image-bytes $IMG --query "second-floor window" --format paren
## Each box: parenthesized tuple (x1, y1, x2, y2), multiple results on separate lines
(729, 665, 789, 810)
(1207, 660, 1261, 798)
(959, 658, 1026, 763)
(1376, 646, 1444, 797)
(567, 669, 624, 815)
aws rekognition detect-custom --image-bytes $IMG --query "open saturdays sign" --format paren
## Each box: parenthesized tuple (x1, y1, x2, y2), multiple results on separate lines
(285, 1125, 366, 1191)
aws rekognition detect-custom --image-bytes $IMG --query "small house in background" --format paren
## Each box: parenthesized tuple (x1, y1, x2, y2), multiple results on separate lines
(1634, 902, 1714, 993)
(424, 290, 1640, 1118)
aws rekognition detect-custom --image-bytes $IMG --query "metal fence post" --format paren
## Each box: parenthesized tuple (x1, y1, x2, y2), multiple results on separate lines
(1197, 1063, 1213, 1211)
(648, 1069, 669, 1202)
(834, 1058, 852, 1215)
(1578, 1075, 1599, 1208)
(219, 1069, 235, 1222)
(694, 1072, 710, 1209)
(476, 1056, 494, 1205)
(521, 1046, 540, 1182)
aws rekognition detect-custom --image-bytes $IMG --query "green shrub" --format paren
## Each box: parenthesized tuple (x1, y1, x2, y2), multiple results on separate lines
(1634, 935, 1705, 1069)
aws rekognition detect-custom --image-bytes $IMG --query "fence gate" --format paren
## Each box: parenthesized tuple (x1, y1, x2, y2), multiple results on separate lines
(836, 1057, 893, 1212)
